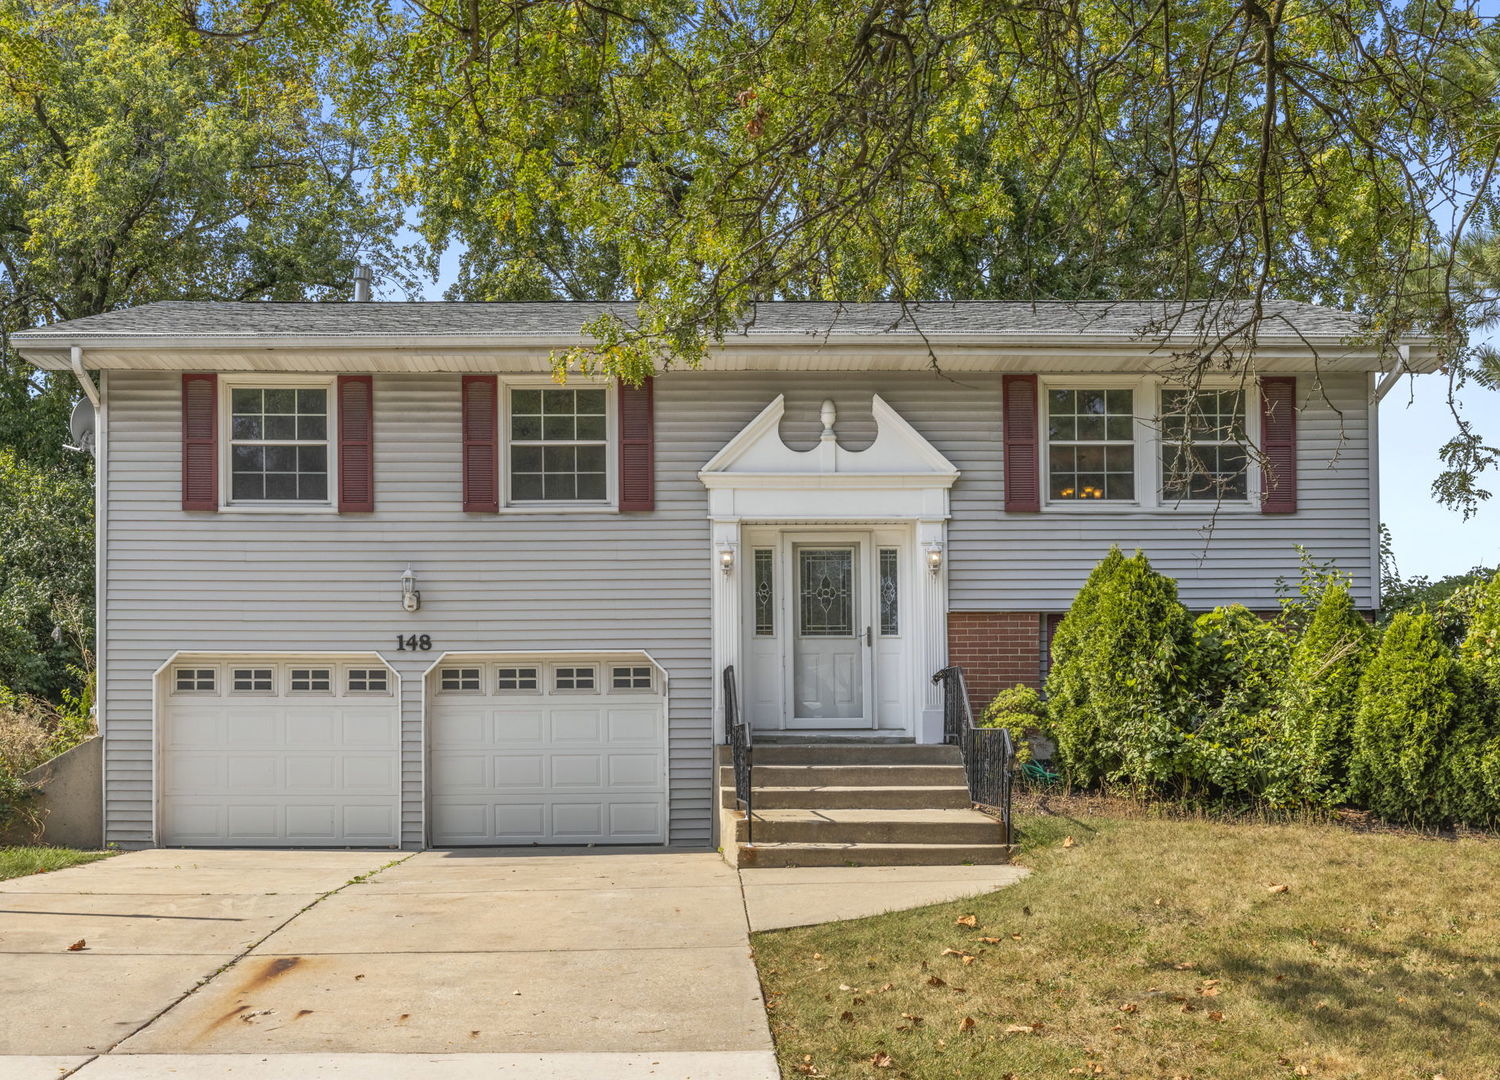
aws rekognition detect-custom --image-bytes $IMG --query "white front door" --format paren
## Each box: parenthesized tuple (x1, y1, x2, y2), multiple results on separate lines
(743, 528, 910, 735)
(789, 540, 872, 728)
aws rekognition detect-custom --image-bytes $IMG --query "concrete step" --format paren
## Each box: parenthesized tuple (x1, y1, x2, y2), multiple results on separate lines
(733, 808, 1002, 845)
(719, 763, 968, 788)
(721, 784, 974, 810)
(735, 841, 1012, 868)
(751, 743, 961, 766)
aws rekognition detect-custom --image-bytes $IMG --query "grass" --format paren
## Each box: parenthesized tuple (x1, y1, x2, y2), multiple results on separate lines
(752, 813, 1500, 1080)
(0, 846, 111, 882)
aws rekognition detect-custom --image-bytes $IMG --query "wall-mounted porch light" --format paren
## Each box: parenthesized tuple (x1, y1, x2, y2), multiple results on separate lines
(925, 544, 944, 575)
(401, 565, 421, 612)
(719, 546, 736, 575)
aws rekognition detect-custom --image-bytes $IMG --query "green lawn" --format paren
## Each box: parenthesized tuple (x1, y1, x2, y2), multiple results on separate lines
(752, 813, 1500, 1080)
(0, 846, 111, 882)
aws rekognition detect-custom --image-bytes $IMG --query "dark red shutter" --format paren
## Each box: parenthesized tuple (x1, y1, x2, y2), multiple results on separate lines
(1259, 376, 1298, 514)
(461, 375, 499, 513)
(1002, 374, 1041, 513)
(618, 376, 655, 511)
(181, 373, 218, 511)
(338, 375, 375, 512)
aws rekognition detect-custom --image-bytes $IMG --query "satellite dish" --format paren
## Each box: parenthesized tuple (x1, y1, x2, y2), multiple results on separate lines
(68, 397, 96, 455)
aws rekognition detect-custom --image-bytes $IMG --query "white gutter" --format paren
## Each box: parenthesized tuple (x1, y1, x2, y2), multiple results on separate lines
(1372, 345, 1410, 404)
(69, 346, 101, 408)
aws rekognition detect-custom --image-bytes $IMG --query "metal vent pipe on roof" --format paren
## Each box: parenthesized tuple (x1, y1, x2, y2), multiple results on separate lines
(353, 264, 373, 302)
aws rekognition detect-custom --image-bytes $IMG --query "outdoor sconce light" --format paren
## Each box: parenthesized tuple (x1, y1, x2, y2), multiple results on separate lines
(925, 545, 944, 575)
(401, 565, 421, 612)
(719, 547, 736, 575)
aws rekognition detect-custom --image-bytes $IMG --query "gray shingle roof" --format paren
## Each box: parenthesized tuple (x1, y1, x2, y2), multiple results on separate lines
(12, 299, 1375, 343)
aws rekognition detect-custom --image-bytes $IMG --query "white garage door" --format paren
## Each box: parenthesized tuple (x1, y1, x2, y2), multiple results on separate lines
(161, 660, 401, 847)
(429, 657, 667, 846)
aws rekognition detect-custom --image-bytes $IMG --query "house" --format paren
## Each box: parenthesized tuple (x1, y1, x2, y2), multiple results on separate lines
(12, 300, 1436, 859)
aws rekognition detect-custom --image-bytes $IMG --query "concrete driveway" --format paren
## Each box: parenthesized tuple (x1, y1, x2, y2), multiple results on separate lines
(0, 849, 775, 1080)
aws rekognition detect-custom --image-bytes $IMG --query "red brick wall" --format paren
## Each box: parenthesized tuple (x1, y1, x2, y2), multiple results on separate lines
(947, 612, 1042, 715)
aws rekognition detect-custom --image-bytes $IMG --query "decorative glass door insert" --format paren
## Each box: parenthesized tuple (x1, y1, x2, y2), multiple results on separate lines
(792, 545, 867, 723)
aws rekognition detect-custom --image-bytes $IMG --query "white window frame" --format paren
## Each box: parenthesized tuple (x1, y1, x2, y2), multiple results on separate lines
(499, 377, 618, 513)
(219, 374, 339, 513)
(495, 664, 543, 694)
(550, 663, 601, 694)
(609, 664, 656, 693)
(437, 666, 484, 694)
(228, 666, 277, 695)
(287, 666, 334, 695)
(343, 665, 392, 696)
(171, 666, 219, 695)
(1038, 375, 1261, 513)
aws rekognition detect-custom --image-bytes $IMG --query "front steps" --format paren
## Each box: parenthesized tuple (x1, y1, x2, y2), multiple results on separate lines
(717, 743, 1012, 868)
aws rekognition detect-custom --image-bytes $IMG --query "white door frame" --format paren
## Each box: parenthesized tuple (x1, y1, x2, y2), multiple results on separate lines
(700, 394, 959, 745)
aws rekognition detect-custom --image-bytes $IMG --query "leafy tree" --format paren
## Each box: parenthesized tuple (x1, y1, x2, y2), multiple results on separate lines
(1046, 549, 1195, 792)
(0, 0, 408, 462)
(1278, 583, 1374, 805)
(211, 0, 1500, 510)
(1350, 612, 1474, 825)
(0, 450, 91, 698)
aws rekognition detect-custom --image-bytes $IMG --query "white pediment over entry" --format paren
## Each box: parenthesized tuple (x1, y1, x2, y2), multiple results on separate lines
(698, 395, 958, 521)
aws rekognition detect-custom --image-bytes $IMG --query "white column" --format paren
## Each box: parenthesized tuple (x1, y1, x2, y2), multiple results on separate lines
(709, 515, 742, 742)
(916, 517, 948, 744)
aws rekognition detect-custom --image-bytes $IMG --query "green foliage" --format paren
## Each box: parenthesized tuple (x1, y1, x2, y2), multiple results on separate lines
(0, 452, 92, 698)
(1381, 557, 1496, 645)
(1278, 584, 1374, 806)
(978, 684, 1040, 764)
(1457, 573, 1500, 701)
(1350, 613, 1476, 826)
(1045, 548, 1194, 791)
(0, 0, 410, 466)
(1182, 606, 1295, 805)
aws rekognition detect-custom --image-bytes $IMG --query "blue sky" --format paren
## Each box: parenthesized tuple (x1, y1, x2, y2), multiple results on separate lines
(405, 245, 1498, 582)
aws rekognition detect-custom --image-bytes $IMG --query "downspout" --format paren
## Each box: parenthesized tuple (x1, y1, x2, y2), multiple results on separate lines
(1372, 344, 1409, 404)
(70, 345, 101, 408)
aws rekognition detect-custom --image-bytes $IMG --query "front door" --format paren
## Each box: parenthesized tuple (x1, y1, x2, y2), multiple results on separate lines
(789, 542, 872, 727)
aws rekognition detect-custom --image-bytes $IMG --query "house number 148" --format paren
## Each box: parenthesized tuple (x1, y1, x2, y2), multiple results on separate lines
(396, 634, 432, 652)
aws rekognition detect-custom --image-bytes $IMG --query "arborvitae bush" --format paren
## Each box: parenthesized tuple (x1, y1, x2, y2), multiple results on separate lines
(1278, 583, 1374, 806)
(1459, 573, 1500, 703)
(1046, 548, 1194, 791)
(1184, 605, 1294, 803)
(1456, 575, 1500, 824)
(979, 684, 1041, 763)
(1350, 612, 1472, 825)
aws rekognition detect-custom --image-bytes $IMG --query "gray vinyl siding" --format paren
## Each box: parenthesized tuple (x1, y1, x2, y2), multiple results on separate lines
(100, 369, 1375, 847)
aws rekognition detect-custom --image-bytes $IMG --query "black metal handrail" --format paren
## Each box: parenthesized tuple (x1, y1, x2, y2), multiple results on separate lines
(932, 665, 1014, 847)
(724, 664, 752, 844)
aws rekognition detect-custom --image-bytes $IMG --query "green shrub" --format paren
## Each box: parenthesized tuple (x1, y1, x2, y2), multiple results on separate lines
(1458, 572, 1500, 704)
(979, 684, 1040, 763)
(1350, 612, 1475, 825)
(1277, 583, 1374, 806)
(1046, 548, 1194, 792)
(1184, 605, 1295, 804)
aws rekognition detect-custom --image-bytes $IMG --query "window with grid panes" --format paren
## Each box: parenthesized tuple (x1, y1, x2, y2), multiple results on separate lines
(508, 387, 609, 502)
(228, 386, 331, 502)
(1046, 388, 1136, 501)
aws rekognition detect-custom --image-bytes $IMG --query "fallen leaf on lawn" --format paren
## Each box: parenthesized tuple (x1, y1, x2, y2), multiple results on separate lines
(1173, 961, 1197, 970)
(1062, 835, 1076, 848)
(870, 1053, 893, 1068)
(812, 953, 823, 960)
(958, 1016, 976, 1032)
(852, 997, 865, 1005)
(977, 936, 1004, 944)
(1004, 1022, 1043, 1034)
(840, 1011, 855, 1023)
(839, 984, 855, 991)
(877, 983, 894, 992)
(926, 975, 946, 987)
(1267, 883, 1289, 894)
(66, 940, 86, 952)
(1118, 1002, 1138, 1013)
(901, 1013, 924, 1024)
(1209, 1011, 1225, 1022)
(1181, 1003, 1197, 1013)
(1294, 1067, 1310, 1077)
(1111, 1024, 1125, 1033)
(955, 914, 977, 927)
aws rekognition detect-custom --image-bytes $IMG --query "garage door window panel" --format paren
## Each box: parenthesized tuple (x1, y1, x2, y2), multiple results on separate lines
(611, 665, 654, 691)
(231, 668, 275, 693)
(174, 667, 217, 693)
(289, 668, 332, 693)
(439, 667, 482, 692)
(497, 666, 540, 692)
(345, 667, 390, 694)
(553, 665, 597, 692)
